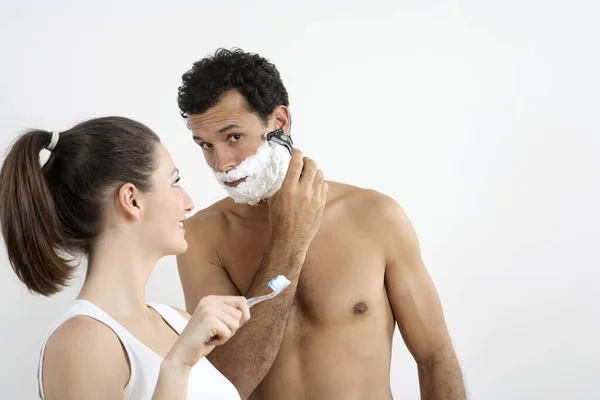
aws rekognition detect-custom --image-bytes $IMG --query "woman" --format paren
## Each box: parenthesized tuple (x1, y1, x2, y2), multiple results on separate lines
(0, 116, 249, 399)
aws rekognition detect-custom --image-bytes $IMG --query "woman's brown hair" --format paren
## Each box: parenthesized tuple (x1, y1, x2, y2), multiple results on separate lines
(0, 116, 160, 296)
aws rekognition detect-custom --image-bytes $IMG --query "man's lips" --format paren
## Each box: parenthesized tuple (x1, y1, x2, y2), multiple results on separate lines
(224, 177, 247, 188)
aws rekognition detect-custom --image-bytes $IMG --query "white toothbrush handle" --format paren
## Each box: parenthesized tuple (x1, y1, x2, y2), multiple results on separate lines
(247, 292, 277, 308)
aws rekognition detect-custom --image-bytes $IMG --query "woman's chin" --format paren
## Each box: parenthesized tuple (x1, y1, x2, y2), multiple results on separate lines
(171, 239, 189, 256)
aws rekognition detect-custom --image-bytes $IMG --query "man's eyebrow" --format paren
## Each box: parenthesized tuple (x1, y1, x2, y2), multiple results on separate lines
(218, 124, 240, 134)
(192, 124, 240, 141)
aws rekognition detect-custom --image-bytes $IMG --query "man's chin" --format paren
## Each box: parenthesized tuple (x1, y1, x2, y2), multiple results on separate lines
(218, 180, 282, 206)
(224, 192, 269, 206)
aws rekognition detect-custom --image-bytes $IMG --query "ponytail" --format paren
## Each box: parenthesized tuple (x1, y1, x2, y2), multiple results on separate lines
(1, 117, 161, 296)
(0, 130, 73, 296)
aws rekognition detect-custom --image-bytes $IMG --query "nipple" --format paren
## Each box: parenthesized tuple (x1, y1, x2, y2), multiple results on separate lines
(353, 301, 368, 315)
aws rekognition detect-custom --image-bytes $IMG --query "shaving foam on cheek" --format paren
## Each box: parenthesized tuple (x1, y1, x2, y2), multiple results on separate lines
(213, 130, 292, 205)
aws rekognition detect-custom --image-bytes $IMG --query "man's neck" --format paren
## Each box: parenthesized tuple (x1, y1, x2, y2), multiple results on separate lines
(227, 197, 271, 221)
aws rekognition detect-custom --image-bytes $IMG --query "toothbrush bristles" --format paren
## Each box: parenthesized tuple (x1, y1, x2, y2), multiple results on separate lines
(268, 275, 291, 292)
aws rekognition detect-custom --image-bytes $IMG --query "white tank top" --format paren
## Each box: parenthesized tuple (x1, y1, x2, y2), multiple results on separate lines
(37, 299, 240, 400)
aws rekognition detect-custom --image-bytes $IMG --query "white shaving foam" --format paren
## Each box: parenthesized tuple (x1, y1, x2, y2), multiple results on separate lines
(213, 139, 291, 205)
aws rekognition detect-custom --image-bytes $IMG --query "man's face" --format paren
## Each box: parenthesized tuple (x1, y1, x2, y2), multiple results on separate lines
(188, 90, 276, 177)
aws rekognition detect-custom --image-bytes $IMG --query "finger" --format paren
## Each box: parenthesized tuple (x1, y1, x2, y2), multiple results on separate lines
(207, 319, 233, 346)
(219, 303, 250, 327)
(220, 304, 243, 322)
(223, 298, 251, 326)
(299, 158, 318, 186)
(228, 301, 251, 325)
(218, 295, 250, 309)
(216, 310, 242, 335)
(238, 302, 251, 325)
(312, 169, 324, 191)
(320, 182, 329, 204)
(280, 149, 304, 190)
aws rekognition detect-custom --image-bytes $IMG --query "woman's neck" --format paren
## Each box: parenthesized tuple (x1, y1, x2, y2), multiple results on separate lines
(77, 230, 159, 318)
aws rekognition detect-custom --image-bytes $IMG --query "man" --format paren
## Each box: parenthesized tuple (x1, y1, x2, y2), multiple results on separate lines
(176, 48, 465, 400)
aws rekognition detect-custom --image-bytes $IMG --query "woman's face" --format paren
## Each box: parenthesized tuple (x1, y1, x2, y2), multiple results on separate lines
(138, 144, 195, 257)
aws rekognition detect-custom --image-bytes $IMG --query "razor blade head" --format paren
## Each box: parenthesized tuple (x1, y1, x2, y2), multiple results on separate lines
(265, 128, 293, 155)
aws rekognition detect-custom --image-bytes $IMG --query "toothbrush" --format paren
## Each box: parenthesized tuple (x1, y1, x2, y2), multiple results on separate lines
(204, 275, 292, 344)
(247, 275, 291, 307)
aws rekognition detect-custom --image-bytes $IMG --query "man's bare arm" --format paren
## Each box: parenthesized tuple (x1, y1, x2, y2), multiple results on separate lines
(378, 195, 466, 400)
(178, 233, 307, 398)
(178, 150, 328, 399)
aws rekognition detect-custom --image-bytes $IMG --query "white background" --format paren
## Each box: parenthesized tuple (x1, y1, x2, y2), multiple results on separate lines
(1, 1, 599, 399)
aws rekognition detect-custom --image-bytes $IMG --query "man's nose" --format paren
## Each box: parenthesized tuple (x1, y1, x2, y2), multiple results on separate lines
(214, 148, 237, 173)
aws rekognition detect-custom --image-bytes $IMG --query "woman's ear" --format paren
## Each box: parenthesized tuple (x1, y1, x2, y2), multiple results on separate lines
(117, 183, 142, 221)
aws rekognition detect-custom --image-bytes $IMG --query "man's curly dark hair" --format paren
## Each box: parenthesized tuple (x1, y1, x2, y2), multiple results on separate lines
(177, 48, 290, 125)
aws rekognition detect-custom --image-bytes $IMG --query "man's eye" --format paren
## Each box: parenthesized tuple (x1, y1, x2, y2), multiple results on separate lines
(200, 142, 213, 150)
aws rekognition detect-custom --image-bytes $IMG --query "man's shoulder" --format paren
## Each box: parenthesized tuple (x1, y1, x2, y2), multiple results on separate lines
(327, 181, 406, 239)
(188, 198, 231, 226)
(185, 198, 233, 239)
(328, 181, 399, 214)
(327, 182, 415, 256)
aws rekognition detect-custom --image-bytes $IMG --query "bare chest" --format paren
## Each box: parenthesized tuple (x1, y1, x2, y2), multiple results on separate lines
(221, 219, 387, 324)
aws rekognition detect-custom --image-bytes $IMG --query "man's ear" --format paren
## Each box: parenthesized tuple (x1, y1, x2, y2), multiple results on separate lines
(270, 105, 291, 136)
